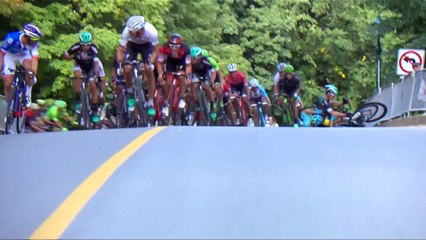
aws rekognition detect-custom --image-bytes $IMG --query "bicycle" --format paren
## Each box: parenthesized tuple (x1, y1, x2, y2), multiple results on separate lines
(230, 93, 250, 126)
(187, 75, 212, 126)
(111, 75, 131, 128)
(162, 71, 186, 126)
(126, 60, 149, 127)
(251, 99, 268, 127)
(273, 94, 295, 127)
(70, 73, 93, 130)
(4, 66, 28, 134)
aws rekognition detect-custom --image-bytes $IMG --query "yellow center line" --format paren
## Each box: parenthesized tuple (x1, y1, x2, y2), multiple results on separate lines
(30, 127, 166, 239)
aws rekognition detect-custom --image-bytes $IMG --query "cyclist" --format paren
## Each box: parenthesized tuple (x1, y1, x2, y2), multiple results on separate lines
(64, 32, 107, 123)
(304, 84, 350, 127)
(273, 62, 286, 87)
(0, 23, 42, 107)
(273, 64, 302, 127)
(156, 33, 191, 111)
(225, 63, 252, 125)
(221, 81, 237, 125)
(188, 46, 217, 121)
(46, 100, 76, 131)
(248, 78, 271, 126)
(116, 15, 160, 116)
(201, 49, 224, 107)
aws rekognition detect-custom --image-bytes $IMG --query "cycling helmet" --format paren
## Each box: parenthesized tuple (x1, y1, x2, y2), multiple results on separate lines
(249, 78, 259, 87)
(277, 62, 286, 72)
(169, 33, 182, 45)
(201, 49, 209, 57)
(228, 63, 237, 72)
(325, 84, 338, 95)
(126, 16, 145, 32)
(23, 23, 42, 40)
(79, 32, 92, 43)
(55, 100, 67, 108)
(284, 64, 294, 74)
(190, 46, 202, 58)
(311, 114, 323, 126)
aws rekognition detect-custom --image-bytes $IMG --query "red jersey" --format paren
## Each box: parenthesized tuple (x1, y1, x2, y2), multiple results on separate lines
(225, 70, 247, 85)
(158, 42, 190, 62)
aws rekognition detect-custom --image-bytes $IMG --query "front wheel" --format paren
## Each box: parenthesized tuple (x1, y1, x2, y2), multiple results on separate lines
(356, 102, 388, 123)
(4, 86, 17, 134)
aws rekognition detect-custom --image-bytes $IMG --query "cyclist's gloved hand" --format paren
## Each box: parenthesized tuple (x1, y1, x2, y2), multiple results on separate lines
(342, 97, 349, 105)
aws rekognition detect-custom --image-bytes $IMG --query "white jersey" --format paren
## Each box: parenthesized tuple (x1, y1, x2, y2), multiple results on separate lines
(119, 22, 159, 47)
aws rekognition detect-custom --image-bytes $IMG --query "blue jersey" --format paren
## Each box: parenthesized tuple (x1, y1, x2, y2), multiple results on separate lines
(1, 31, 39, 56)
(258, 85, 268, 97)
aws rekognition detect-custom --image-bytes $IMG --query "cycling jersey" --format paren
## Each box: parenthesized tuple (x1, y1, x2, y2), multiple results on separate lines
(1, 31, 39, 57)
(314, 96, 337, 122)
(158, 42, 190, 73)
(207, 57, 220, 71)
(66, 43, 99, 73)
(225, 71, 247, 86)
(277, 73, 301, 96)
(158, 42, 190, 62)
(191, 56, 214, 82)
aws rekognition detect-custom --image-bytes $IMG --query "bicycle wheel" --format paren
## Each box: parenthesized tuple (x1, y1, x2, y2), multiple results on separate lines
(281, 99, 292, 126)
(78, 87, 90, 129)
(356, 102, 387, 123)
(134, 76, 148, 127)
(4, 86, 17, 134)
(199, 89, 210, 126)
(15, 90, 26, 134)
(257, 104, 265, 127)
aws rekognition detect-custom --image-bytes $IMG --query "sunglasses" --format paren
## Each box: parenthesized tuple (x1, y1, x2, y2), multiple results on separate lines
(80, 43, 91, 47)
(170, 44, 180, 50)
(29, 37, 39, 42)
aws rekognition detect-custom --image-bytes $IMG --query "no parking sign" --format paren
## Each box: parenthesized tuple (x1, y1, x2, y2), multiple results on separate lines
(396, 48, 425, 75)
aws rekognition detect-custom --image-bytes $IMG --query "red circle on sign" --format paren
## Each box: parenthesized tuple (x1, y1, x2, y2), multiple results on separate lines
(399, 51, 423, 73)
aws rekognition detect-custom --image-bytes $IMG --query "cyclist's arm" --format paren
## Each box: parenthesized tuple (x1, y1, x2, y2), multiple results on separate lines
(150, 44, 159, 66)
(31, 56, 39, 75)
(210, 68, 216, 84)
(93, 57, 100, 76)
(116, 45, 126, 64)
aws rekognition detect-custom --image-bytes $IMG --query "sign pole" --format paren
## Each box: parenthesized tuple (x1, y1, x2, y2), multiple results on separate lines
(376, 32, 382, 94)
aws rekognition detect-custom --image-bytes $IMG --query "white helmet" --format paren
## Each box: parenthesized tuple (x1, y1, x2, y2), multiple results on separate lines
(126, 16, 145, 32)
(228, 63, 237, 72)
(277, 62, 286, 72)
(249, 78, 259, 87)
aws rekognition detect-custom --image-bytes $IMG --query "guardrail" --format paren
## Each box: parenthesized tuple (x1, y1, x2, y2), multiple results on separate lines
(369, 69, 426, 125)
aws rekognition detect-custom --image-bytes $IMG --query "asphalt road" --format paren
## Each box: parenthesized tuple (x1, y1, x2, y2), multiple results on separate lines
(1, 127, 426, 239)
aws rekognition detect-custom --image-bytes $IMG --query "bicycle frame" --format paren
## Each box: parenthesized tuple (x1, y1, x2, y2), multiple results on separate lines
(127, 60, 148, 127)
(5, 66, 27, 134)
(230, 94, 249, 126)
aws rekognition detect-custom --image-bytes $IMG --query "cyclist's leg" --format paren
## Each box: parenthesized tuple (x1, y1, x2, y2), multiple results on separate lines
(140, 43, 155, 108)
(95, 58, 107, 105)
(241, 84, 252, 118)
(2, 52, 16, 102)
(224, 93, 237, 125)
(73, 65, 83, 112)
(123, 42, 137, 108)
(21, 53, 35, 105)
